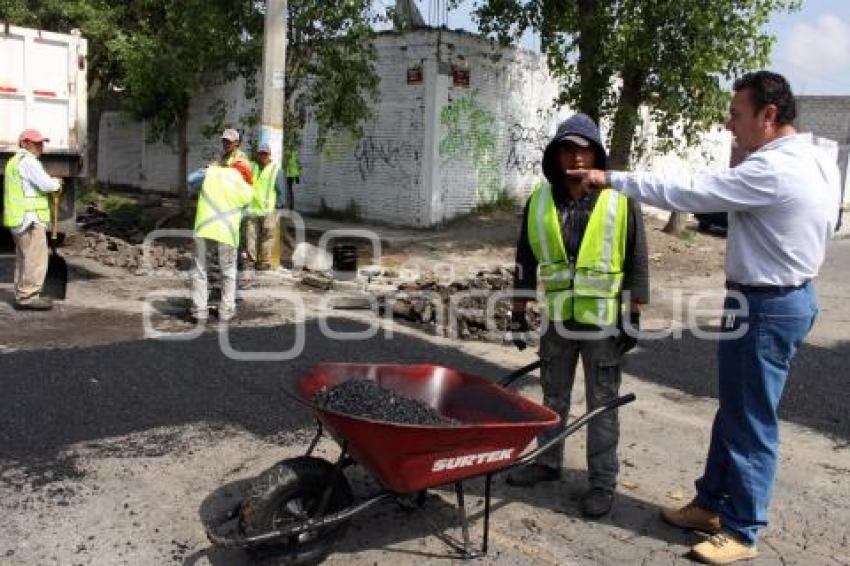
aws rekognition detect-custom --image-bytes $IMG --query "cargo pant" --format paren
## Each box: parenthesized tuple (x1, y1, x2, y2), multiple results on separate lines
(190, 238, 238, 319)
(12, 223, 49, 302)
(536, 324, 623, 492)
(243, 213, 278, 269)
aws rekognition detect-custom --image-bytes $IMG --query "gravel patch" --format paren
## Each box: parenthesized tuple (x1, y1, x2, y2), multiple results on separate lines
(313, 379, 460, 426)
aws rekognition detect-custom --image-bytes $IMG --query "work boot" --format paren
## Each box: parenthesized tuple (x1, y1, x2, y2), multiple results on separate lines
(505, 464, 561, 487)
(14, 297, 53, 311)
(690, 532, 757, 564)
(662, 499, 722, 533)
(581, 487, 614, 518)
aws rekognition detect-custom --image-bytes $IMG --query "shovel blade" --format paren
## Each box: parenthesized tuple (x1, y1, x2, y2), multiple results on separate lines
(42, 249, 68, 300)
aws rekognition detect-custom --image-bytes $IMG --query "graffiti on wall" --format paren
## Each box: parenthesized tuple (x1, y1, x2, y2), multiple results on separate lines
(354, 136, 419, 182)
(439, 92, 502, 201)
(505, 122, 548, 174)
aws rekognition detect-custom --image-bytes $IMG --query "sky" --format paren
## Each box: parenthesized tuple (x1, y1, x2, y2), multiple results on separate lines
(383, 0, 850, 95)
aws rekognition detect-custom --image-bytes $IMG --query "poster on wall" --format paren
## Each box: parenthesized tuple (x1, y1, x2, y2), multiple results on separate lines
(452, 65, 470, 88)
(407, 65, 423, 84)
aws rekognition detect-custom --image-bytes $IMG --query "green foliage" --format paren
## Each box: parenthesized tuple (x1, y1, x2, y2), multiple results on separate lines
(285, 1, 382, 152)
(470, 0, 801, 167)
(317, 197, 362, 222)
(472, 189, 517, 214)
(75, 183, 103, 207)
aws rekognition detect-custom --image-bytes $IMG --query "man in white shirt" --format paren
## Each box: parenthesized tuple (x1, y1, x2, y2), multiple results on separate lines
(3, 129, 62, 310)
(568, 71, 839, 564)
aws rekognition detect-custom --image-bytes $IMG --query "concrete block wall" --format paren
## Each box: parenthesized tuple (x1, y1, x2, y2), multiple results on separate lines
(795, 96, 850, 204)
(98, 78, 257, 194)
(297, 32, 430, 225)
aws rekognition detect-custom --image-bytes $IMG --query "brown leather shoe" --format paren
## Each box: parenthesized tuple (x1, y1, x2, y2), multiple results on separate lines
(661, 499, 721, 533)
(691, 532, 757, 564)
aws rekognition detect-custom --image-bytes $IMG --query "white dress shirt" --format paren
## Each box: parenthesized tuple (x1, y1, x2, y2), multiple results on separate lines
(11, 150, 61, 234)
(609, 133, 840, 286)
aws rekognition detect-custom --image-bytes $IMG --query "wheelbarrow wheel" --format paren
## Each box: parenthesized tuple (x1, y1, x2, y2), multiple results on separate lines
(239, 456, 353, 565)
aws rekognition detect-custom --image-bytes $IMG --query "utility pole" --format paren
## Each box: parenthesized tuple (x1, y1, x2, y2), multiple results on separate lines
(260, 0, 287, 268)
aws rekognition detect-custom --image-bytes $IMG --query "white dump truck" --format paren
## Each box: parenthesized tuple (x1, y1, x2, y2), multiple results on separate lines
(1, 23, 88, 236)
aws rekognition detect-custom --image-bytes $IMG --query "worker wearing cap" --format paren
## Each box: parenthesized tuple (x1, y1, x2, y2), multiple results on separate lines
(507, 113, 649, 519)
(219, 128, 249, 167)
(3, 129, 63, 310)
(190, 161, 254, 323)
(244, 142, 286, 270)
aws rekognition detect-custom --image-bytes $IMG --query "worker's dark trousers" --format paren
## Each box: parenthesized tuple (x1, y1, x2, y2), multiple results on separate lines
(536, 323, 622, 492)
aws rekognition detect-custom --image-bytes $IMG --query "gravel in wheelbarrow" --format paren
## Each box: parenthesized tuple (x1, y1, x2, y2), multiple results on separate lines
(314, 379, 461, 426)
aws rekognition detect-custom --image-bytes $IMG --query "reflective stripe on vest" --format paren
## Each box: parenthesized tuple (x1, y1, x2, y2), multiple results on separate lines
(526, 183, 628, 325)
(3, 151, 50, 228)
(194, 168, 249, 247)
(249, 161, 280, 216)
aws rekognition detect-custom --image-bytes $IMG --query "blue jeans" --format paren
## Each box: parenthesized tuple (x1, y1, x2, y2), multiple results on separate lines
(695, 282, 818, 545)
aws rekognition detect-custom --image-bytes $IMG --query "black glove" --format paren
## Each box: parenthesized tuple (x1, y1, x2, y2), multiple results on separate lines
(509, 310, 530, 351)
(618, 311, 640, 354)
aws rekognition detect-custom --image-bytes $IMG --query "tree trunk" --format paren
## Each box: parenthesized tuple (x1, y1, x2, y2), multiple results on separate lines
(177, 107, 189, 211)
(576, 0, 608, 123)
(607, 68, 644, 170)
(662, 212, 688, 235)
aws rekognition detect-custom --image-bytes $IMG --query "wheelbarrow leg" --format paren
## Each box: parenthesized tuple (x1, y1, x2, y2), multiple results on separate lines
(304, 419, 323, 457)
(454, 482, 482, 559)
(482, 474, 492, 556)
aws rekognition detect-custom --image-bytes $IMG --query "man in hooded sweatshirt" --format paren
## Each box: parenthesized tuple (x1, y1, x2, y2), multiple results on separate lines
(507, 113, 649, 519)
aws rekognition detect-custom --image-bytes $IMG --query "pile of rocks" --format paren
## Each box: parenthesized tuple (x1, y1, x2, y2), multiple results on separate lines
(77, 205, 146, 244)
(373, 266, 542, 341)
(313, 379, 460, 426)
(70, 231, 193, 273)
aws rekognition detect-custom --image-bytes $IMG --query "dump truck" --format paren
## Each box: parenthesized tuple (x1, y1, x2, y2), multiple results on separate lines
(1, 23, 88, 237)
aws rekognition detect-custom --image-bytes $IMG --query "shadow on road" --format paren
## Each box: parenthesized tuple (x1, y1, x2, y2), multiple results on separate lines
(623, 329, 850, 443)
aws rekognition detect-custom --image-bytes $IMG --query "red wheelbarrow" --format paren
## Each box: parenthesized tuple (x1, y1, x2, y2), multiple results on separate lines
(206, 361, 636, 564)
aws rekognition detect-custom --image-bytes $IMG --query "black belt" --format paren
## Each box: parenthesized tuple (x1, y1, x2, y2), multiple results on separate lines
(725, 280, 810, 294)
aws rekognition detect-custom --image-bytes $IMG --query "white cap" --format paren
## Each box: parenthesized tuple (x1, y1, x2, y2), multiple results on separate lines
(221, 128, 240, 142)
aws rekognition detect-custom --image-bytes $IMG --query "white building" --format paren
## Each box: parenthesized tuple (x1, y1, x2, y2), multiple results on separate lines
(98, 27, 735, 226)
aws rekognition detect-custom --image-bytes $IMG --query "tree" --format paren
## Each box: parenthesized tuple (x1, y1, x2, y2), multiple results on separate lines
(283, 1, 381, 154)
(108, 1, 262, 199)
(2, 0, 382, 198)
(466, 0, 800, 233)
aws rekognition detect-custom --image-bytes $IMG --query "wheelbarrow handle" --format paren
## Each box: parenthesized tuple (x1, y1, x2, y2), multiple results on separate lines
(504, 392, 637, 473)
(497, 359, 542, 389)
(51, 192, 59, 240)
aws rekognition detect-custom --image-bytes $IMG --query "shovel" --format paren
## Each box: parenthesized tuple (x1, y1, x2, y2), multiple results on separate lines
(41, 191, 68, 300)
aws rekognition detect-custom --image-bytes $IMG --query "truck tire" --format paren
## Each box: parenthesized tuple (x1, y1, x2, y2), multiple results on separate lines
(238, 456, 353, 565)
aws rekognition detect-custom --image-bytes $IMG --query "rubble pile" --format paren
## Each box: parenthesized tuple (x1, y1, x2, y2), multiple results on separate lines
(373, 266, 542, 341)
(313, 379, 460, 426)
(68, 205, 193, 273)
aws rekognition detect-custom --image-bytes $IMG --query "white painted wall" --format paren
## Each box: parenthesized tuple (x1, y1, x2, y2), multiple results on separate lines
(97, 29, 737, 225)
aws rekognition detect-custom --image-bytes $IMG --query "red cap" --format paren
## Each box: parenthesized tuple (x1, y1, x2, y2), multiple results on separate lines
(231, 160, 253, 185)
(19, 129, 49, 144)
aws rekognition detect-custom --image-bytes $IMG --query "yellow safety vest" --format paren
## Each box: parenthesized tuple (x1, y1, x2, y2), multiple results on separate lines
(285, 151, 300, 178)
(3, 151, 51, 228)
(248, 160, 281, 216)
(527, 181, 628, 326)
(193, 166, 254, 247)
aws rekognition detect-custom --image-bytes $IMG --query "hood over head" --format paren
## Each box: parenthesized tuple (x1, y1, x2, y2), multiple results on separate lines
(542, 113, 607, 186)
